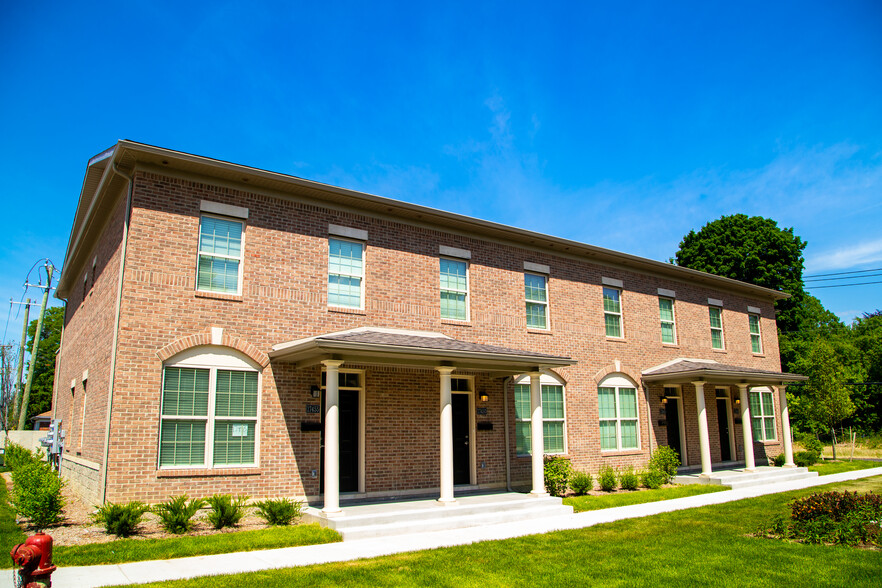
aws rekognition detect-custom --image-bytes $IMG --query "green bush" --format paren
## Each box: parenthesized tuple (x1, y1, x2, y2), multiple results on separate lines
(11, 460, 65, 530)
(772, 453, 786, 467)
(647, 446, 680, 483)
(794, 451, 820, 467)
(569, 471, 593, 495)
(253, 498, 303, 526)
(93, 501, 150, 537)
(543, 456, 573, 497)
(597, 465, 617, 492)
(799, 435, 824, 455)
(4, 442, 39, 471)
(205, 494, 249, 529)
(619, 467, 639, 491)
(640, 469, 666, 489)
(762, 490, 882, 547)
(152, 495, 205, 534)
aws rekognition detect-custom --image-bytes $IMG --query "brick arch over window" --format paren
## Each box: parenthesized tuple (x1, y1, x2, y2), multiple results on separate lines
(156, 332, 269, 368)
(593, 360, 641, 387)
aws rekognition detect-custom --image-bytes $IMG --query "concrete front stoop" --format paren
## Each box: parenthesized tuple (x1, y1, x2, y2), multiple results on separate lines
(673, 465, 819, 489)
(303, 492, 574, 541)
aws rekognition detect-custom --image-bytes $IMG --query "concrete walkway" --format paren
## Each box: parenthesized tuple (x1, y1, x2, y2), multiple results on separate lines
(47, 467, 882, 588)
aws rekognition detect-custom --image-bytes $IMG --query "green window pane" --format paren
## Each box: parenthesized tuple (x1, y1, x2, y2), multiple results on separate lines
(543, 421, 564, 453)
(542, 385, 564, 419)
(524, 274, 547, 302)
(159, 420, 206, 466)
(603, 288, 620, 313)
(711, 329, 723, 349)
(200, 217, 242, 257)
(751, 334, 762, 354)
(709, 307, 722, 328)
(748, 392, 761, 415)
(440, 258, 467, 291)
(526, 302, 547, 329)
(763, 417, 776, 441)
(762, 392, 775, 416)
(213, 421, 256, 466)
(514, 384, 531, 419)
(749, 314, 760, 334)
(605, 314, 622, 338)
(516, 421, 531, 454)
(216, 371, 258, 417)
(197, 255, 239, 293)
(659, 298, 674, 322)
(328, 239, 363, 276)
(600, 421, 618, 450)
(620, 419, 638, 449)
(661, 322, 675, 344)
(328, 275, 362, 307)
(598, 387, 617, 419)
(162, 367, 209, 416)
(440, 290, 467, 320)
(619, 388, 637, 418)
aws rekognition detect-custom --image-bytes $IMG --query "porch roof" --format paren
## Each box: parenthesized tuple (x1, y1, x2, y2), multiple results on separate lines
(642, 358, 807, 385)
(269, 327, 575, 374)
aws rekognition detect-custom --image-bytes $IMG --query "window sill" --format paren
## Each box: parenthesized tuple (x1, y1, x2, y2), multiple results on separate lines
(195, 290, 243, 302)
(600, 449, 644, 457)
(328, 306, 366, 315)
(156, 467, 261, 478)
(526, 328, 553, 335)
(752, 353, 765, 358)
(441, 319, 472, 326)
(711, 349, 728, 354)
(661, 343, 680, 348)
(605, 337, 628, 343)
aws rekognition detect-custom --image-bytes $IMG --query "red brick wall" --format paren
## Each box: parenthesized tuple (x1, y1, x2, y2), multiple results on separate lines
(61, 169, 787, 503)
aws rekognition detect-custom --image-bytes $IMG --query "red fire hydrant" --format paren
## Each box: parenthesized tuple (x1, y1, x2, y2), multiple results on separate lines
(10, 532, 56, 588)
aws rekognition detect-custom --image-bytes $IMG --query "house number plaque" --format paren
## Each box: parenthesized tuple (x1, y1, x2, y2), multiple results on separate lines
(305, 404, 320, 414)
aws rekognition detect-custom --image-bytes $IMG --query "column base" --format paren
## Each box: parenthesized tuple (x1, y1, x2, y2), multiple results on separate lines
(698, 473, 712, 479)
(321, 508, 344, 518)
(783, 463, 797, 469)
(437, 497, 457, 505)
(529, 491, 550, 498)
(743, 468, 756, 473)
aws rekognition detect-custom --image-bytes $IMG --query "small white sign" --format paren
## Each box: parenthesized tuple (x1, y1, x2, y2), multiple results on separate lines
(231, 424, 249, 437)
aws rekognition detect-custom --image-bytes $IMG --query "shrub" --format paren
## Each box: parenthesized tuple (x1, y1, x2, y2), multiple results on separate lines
(4, 442, 39, 471)
(569, 471, 593, 495)
(205, 494, 249, 529)
(772, 453, 786, 467)
(794, 451, 819, 467)
(93, 501, 149, 537)
(543, 456, 573, 497)
(790, 491, 882, 523)
(760, 490, 882, 547)
(253, 498, 303, 526)
(597, 465, 617, 492)
(152, 495, 205, 534)
(640, 469, 666, 490)
(647, 446, 680, 483)
(11, 460, 65, 530)
(799, 434, 824, 455)
(619, 467, 639, 490)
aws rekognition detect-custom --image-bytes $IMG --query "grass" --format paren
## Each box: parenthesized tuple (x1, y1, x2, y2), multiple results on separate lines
(0, 474, 26, 552)
(117, 476, 882, 588)
(563, 483, 727, 512)
(810, 459, 882, 476)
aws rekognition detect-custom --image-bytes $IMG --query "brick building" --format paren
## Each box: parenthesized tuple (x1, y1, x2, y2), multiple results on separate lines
(53, 141, 805, 512)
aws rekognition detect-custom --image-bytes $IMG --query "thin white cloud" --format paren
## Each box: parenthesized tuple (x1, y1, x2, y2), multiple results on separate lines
(808, 238, 882, 272)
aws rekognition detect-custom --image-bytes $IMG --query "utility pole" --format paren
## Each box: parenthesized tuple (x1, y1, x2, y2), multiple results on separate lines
(11, 298, 31, 429)
(18, 264, 54, 430)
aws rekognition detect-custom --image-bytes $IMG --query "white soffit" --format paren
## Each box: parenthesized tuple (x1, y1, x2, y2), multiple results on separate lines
(439, 245, 471, 259)
(200, 200, 249, 219)
(658, 288, 676, 298)
(602, 277, 623, 288)
(708, 298, 723, 307)
(329, 224, 368, 241)
(524, 261, 550, 274)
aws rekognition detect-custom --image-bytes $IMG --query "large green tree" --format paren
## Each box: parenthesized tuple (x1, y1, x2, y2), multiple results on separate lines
(849, 310, 882, 432)
(21, 305, 64, 423)
(799, 338, 855, 458)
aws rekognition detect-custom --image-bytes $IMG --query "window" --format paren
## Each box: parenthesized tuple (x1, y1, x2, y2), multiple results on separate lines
(749, 314, 762, 354)
(525, 273, 548, 329)
(197, 216, 243, 295)
(159, 350, 259, 468)
(709, 306, 724, 350)
(513, 377, 566, 455)
(328, 238, 364, 308)
(599, 375, 639, 451)
(749, 388, 776, 442)
(603, 287, 623, 338)
(440, 258, 468, 320)
(659, 297, 676, 344)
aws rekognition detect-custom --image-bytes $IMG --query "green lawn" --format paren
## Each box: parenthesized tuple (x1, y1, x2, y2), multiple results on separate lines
(0, 476, 26, 552)
(121, 476, 882, 588)
(810, 459, 882, 476)
(564, 483, 727, 512)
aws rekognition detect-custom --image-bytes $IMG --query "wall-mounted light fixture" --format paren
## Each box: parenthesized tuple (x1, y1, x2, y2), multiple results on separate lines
(310, 385, 321, 398)
(479, 392, 489, 403)
(660, 394, 668, 405)
(734, 396, 741, 405)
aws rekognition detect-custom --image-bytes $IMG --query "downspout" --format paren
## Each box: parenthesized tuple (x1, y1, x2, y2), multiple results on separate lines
(502, 376, 512, 492)
(99, 160, 133, 504)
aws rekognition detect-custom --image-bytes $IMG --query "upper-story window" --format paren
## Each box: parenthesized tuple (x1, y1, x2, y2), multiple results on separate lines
(603, 287, 623, 338)
(525, 273, 548, 329)
(328, 238, 364, 309)
(598, 374, 639, 451)
(197, 215, 243, 295)
(709, 305, 725, 350)
(749, 314, 763, 354)
(440, 258, 469, 320)
(659, 297, 676, 344)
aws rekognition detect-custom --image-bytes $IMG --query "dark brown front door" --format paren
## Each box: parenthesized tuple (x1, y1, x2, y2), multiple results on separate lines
(320, 389, 359, 493)
(665, 398, 683, 464)
(716, 398, 732, 462)
(452, 394, 470, 485)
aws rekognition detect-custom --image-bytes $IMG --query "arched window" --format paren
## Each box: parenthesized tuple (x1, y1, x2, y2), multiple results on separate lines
(513, 373, 567, 455)
(598, 374, 639, 451)
(159, 346, 261, 468)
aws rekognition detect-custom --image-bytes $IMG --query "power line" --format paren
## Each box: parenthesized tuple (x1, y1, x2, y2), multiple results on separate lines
(806, 280, 882, 289)
(803, 267, 882, 278)
(804, 272, 882, 283)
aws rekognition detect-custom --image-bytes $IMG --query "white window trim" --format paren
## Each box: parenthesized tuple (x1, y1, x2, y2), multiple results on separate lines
(603, 287, 624, 338)
(750, 387, 777, 442)
(749, 314, 763, 354)
(525, 272, 549, 330)
(513, 373, 567, 456)
(659, 296, 677, 344)
(599, 375, 640, 451)
(327, 236, 365, 310)
(440, 256, 470, 321)
(196, 213, 245, 296)
(158, 348, 261, 470)
(709, 306, 725, 350)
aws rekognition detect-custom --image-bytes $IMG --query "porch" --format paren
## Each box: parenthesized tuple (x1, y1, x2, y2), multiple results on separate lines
(673, 463, 819, 489)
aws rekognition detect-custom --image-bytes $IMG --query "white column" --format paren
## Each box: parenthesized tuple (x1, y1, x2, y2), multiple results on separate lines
(322, 359, 345, 517)
(529, 371, 548, 497)
(779, 386, 796, 468)
(738, 384, 756, 471)
(437, 366, 456, 504)
(693, 381, 713, 478)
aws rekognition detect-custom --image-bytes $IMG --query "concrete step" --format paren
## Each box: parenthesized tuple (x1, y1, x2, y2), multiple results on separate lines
(724, 470, 818, 490)
(673, 466, 819, 489)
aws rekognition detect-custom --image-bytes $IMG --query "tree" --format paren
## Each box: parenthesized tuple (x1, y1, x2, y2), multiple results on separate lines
(21, 306, 64, 424)
(801, 338, 854, 458)
(0, 343, 15, 431)
(849, 311, 882, 432)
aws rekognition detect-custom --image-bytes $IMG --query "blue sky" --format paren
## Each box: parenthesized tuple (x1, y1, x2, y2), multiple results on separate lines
(1, 1, 880, 343)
